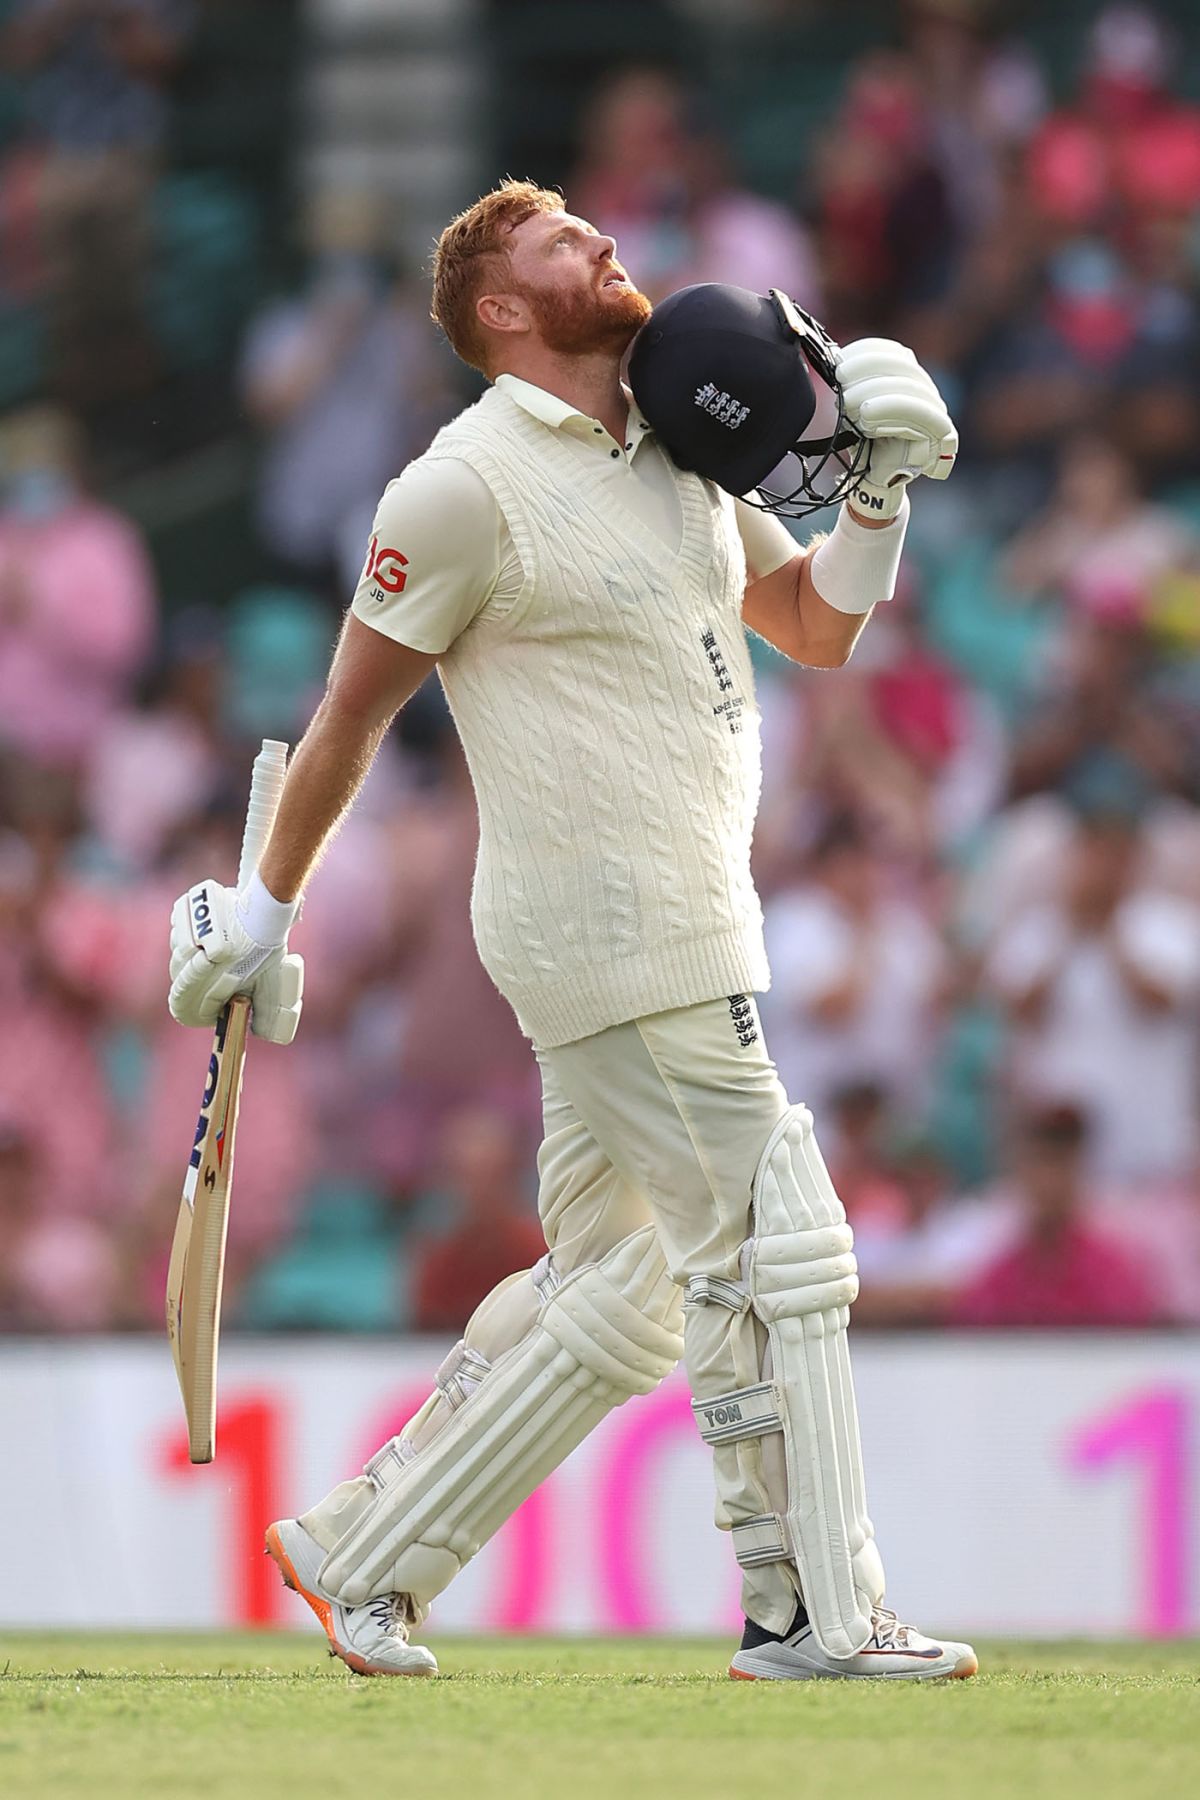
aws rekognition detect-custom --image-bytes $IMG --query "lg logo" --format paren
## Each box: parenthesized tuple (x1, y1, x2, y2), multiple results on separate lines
(363, 535, 409, 593)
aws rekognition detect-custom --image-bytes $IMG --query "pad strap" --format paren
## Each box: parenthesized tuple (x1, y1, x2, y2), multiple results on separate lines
(692, 1382, 781, 1445)
(731, 1513, 790, 1568)
(685, 1274, 752, 1313)
(434, 1342, 491, 1411)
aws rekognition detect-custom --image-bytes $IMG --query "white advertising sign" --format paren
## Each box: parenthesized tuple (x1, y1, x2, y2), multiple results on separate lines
(2, 1334, 1197, 1637)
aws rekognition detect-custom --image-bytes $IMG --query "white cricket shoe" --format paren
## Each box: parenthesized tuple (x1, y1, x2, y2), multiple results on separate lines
(729, 1606, 978, 1682)
(265, 1518, 438, 1677)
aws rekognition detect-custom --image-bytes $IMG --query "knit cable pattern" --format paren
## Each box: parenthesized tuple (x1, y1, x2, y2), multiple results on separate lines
(421, 389, 769, 1044)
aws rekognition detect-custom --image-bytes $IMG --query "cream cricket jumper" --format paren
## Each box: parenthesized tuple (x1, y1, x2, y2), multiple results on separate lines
(425, 384, 769, 1048)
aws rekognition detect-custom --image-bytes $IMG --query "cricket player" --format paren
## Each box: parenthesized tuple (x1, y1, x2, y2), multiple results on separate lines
(168, 180, 976, 1682)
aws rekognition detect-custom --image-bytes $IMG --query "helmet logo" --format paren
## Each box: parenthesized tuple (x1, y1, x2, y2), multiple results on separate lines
(694, 381, 750, 430)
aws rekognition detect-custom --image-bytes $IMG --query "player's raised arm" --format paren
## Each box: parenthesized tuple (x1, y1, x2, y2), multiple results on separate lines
(628, 286, 956, 666)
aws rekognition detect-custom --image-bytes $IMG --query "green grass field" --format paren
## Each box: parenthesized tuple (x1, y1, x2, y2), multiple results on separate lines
(2, 1635, 1197, 1800)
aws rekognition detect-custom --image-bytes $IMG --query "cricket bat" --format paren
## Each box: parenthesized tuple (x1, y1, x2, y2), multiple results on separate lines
(165, 737, 290, 1463)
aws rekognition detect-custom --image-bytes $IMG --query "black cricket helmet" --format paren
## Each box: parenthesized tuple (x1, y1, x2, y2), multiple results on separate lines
(628, 283, 869, 517)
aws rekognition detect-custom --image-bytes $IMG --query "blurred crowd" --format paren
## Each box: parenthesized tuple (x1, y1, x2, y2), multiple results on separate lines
(3, 0, 1200, 1334)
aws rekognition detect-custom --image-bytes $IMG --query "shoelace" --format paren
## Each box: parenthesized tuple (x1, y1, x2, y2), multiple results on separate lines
(366, 1594, 411, 1638)
(870, 1607, 914, 1650)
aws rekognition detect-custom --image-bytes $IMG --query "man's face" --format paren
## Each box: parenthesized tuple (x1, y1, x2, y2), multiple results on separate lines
(493, 210, 651, 357)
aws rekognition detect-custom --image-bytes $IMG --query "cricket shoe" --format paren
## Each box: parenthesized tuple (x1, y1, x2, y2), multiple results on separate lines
(729, 1605, 977, 1681)
(265, 1518, 438, 1677)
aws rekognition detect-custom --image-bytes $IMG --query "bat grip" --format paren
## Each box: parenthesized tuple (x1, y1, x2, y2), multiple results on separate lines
(236, 738, 289, 891)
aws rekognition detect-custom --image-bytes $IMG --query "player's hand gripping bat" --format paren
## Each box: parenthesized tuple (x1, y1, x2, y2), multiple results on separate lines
(165, 738, 289, 1463)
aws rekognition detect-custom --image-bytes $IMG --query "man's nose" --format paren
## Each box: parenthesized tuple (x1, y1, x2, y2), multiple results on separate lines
(594, 235, 617, 263)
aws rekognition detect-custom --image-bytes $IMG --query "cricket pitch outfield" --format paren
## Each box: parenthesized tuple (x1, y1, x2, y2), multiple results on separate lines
(3, 1635, 1197, 1800)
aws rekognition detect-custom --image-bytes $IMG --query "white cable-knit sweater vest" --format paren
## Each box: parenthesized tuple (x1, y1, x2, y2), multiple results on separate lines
(425, 385, 769, 1047)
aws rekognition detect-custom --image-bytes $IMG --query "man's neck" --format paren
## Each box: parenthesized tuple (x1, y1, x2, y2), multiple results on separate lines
(498, 349, 629, 444)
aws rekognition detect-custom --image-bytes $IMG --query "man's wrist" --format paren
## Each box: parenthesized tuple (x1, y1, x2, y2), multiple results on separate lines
(809, 492, 910, 615)
(237, 869, 299, 948)
(847, 496, 904, 530)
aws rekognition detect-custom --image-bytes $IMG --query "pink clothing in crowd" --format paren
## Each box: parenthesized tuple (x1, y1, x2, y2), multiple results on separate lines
(952, 1218, 1164, 1328)
(0, 502, 155, 767)
(0, 993, 115, 1218)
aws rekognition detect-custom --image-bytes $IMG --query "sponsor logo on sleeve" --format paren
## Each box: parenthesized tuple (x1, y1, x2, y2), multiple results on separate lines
(362, 535, 409, 599)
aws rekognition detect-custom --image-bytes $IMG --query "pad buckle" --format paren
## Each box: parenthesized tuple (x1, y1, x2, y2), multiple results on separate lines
(685, 1274, 752, 1313)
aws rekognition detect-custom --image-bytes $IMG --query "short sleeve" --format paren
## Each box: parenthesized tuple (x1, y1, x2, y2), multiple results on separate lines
(350, 458, 501, 655)
(733, 498, 800, 581)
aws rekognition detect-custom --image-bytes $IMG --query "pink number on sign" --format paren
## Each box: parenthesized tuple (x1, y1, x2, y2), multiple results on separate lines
(599, 1381, 741, 1632)
(160, 1394, 286, 1625)
(1070, 1387, 1191, 1637)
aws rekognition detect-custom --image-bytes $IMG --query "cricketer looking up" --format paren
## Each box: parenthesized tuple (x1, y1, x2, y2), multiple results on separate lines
(167, 179, 976, 1683)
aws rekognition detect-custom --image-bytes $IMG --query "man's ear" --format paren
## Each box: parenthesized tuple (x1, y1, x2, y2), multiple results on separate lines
(476, 291, 530, 339)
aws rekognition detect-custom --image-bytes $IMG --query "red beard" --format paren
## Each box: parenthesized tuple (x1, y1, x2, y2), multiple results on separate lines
(522, 276, 652, 356)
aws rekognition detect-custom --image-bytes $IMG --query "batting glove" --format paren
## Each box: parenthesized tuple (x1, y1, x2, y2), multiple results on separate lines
(168, 878, 304, 1046)
(835, 338, 958, 520)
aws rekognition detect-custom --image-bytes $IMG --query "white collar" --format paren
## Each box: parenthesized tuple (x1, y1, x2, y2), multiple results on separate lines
(495, 373, 653, 442)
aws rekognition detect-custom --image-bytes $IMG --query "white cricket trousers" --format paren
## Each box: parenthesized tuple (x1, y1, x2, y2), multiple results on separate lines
(305, 993, 850, 1629)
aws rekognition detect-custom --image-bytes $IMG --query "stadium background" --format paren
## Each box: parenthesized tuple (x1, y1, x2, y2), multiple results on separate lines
(2, 0, 1200, 1638)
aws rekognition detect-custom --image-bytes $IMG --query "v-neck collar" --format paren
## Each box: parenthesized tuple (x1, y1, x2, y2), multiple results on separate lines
(493, 383, 711, 580)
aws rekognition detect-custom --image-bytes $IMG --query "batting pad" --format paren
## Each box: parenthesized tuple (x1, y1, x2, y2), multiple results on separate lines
(318, 1224, 684, 1610)
(687, 1105, 884, 1657)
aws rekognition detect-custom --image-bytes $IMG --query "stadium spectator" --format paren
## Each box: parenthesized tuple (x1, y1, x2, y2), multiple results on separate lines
(0, 779, 119, 1227)
(852, 1130, 1020, 1327)
(813, 49, 957, 339)
(570, 66, 821, 309)
(983, 805, 1200, 1186)
(821, 1081, 910, 1237)
(0, 0, 197, 405)
(0, 404, 156, 771)
(239, 188, 456, 589)
(0, 1111, 120, 1329)
(952, 1101, 1169, 1327)
(761, 814, 946, 1123)
(409, 1103, 545, 1334)
(82, 606, 226, 871)
(1002, 434, 1196, 627)
(1006, 621, 1192, 807)
(1025, 4, 1200, 232)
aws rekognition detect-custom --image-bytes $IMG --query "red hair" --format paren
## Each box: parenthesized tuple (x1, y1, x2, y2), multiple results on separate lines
(431, 180, 563, 374)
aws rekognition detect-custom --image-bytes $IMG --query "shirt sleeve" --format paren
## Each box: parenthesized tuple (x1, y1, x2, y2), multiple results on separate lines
(733, 498, 801, 581)
(350, 458, 501, 655)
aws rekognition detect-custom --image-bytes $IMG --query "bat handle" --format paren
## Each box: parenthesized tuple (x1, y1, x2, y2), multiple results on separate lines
(236, 738, 290, 891)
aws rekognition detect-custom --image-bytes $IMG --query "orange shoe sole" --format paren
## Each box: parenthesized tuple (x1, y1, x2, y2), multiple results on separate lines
(264, 1523, 434, 1679)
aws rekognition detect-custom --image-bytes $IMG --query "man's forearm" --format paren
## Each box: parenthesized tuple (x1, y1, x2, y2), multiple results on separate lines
(257, 699, 390, 903)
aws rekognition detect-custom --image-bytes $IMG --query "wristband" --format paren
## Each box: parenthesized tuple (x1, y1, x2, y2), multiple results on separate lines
(237, 868, 299, 948)
(809, 492, 909, 615)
